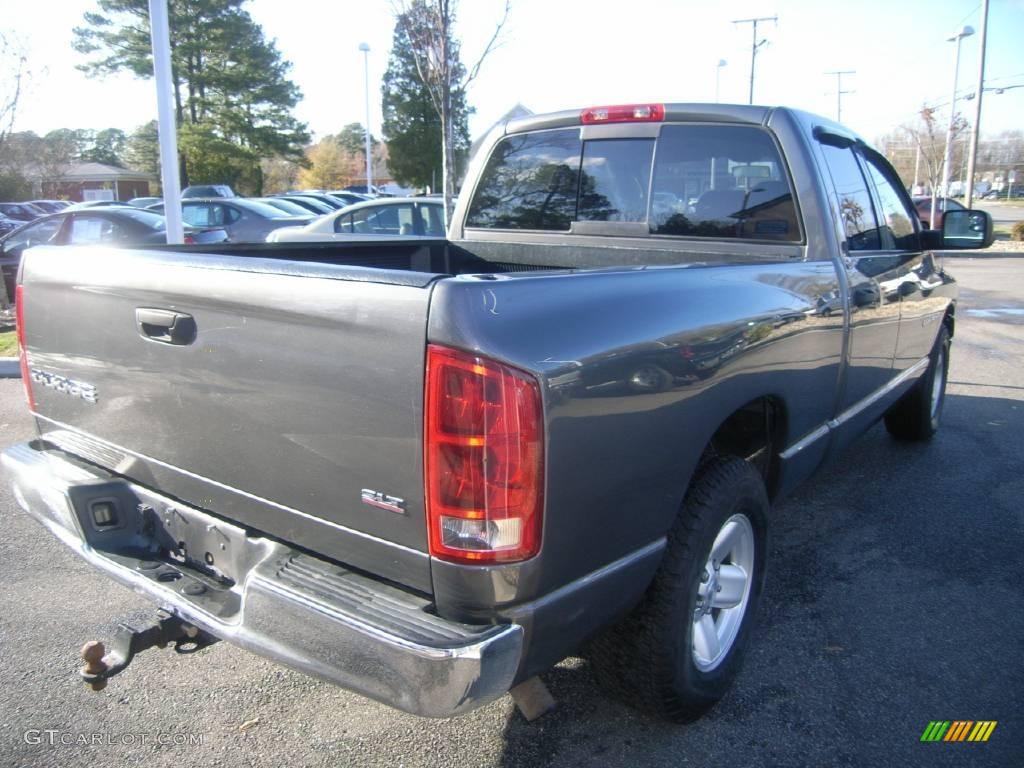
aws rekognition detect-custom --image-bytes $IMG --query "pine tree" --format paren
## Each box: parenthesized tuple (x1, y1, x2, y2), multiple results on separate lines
(382, 1, 473, 193)
(73, 0, 309, 189)
(388, 0, 507, 216)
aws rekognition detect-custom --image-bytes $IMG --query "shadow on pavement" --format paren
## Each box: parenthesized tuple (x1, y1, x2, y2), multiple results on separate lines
(496, 394, 1023, 767)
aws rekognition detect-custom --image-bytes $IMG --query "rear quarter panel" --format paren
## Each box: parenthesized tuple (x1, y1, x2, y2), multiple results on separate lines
(428, 261, 845, 617)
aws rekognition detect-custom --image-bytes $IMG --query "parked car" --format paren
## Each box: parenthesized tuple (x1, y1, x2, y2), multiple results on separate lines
(127, 197, 162, 208)
(326, 191, 372, 206)
(180, 184, 236, 199)
(912, 196, 966, 229)
(25, 200, 71, 213)
(5, 104, 994, 725)
(267, 195, 334, 215)
(268, 197, 445, 242)
(62, 200, 135, 212)
(0, 213, 19, 237)
(0, 206, 228, 300)
(253, 197, 320, 217)
(0, 202, 46, 222)
(343, 184, 391, 197)
(151, 198, 312, 242)
(282, 192, 345, 210)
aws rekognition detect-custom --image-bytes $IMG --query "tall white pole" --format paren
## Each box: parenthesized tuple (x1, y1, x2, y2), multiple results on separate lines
(964, 0, 988, 209)
(936, 26, 973, 227)
(148, 0, 183, 244)
(359, 42, 373, 192)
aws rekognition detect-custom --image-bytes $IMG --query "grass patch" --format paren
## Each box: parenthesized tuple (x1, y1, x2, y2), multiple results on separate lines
(994, 223, 1012, 241)
(0, 330, 18, 357)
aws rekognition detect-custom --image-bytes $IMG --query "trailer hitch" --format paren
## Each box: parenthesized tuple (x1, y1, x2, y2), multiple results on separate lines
(79, 610, 219, 691)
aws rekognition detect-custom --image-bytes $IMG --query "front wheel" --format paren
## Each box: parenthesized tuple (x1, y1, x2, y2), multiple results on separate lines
(589, 457, 769, 722)
(884, 325, 950, 441)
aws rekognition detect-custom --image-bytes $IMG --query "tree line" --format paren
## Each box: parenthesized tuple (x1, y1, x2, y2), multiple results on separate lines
(1, 0, 493, 203)
(876, 106, 1024, 195)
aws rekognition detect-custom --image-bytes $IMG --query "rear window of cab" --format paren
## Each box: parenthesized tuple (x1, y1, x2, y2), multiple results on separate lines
(465, 125, 800, 243)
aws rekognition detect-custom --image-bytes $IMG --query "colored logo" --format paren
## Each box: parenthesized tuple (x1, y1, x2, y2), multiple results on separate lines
(921, 721, 997, 742)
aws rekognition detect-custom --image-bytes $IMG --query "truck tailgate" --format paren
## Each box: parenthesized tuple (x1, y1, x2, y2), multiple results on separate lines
(20, 247, 438, 592)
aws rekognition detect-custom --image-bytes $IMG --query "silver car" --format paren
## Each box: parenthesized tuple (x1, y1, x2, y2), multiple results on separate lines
(153, 199, 312, 242)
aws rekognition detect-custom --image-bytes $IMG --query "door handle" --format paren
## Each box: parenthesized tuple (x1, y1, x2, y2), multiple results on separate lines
(136, 308, 197, 345)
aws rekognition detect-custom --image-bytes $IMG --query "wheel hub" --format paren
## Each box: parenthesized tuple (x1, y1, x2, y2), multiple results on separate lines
(691, 513, 755, 672)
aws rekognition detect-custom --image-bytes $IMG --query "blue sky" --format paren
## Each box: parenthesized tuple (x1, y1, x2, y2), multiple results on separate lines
(7, 0, 1024, 147)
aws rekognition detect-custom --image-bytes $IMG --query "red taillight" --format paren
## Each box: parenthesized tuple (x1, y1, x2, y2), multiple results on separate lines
(424, 345, 543, 563)
(183, 234, 196, 245)
(15, 285, 35, 411)
(581, 103, 665, 124)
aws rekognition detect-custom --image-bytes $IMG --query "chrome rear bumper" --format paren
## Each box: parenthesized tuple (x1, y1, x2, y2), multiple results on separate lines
(3, 441, 523, 717)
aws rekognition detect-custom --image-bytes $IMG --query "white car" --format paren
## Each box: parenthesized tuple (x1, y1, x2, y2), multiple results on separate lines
(267, 197, 446, 242)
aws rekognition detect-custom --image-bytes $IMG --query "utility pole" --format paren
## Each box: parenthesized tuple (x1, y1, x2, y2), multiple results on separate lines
(964, 0, 989, 209)
(732, 16, 777, 105)
(359, 42, 373, 192)
(825, 70, 855, 122)
(937, 25, 974, 227)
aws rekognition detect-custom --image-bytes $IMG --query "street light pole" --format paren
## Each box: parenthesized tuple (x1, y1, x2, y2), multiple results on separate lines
(964, 0, 989, 209)
(732, 16, 777, 105)
(148, 0, 183, 244)
(359, 42, 373, 193)
(715, 59, 727, 102)
(935, 25, 974, 227)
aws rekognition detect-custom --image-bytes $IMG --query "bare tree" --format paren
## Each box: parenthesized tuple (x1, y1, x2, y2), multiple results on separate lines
(394, 0, 510, 221)
(901, 106, 968, 225)
(0, 34, 31, 154)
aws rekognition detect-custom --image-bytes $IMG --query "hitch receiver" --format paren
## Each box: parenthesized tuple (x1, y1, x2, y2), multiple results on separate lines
(79, 610, 219, 691)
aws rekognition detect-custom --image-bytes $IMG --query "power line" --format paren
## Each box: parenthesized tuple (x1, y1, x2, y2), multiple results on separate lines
(732, 16, 777, 105)
(825, 70, 855, 122)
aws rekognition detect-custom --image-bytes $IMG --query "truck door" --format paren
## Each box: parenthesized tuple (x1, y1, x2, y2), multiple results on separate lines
(859, 150, 949, 372)
(816, 141, 904, 424)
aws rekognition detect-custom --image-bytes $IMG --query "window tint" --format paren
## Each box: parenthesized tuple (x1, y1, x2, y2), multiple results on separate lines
(181, 204, 219, 228)
(67, 215, 126, 244)
(578, 139, 654, 222)
(819, 144, 880, 251)
(115, 208, 166, 231)
(335, 213, 355, 233)
(466, 128, 582, 230)
(863, 155, 917, 250)
(337, 204, 415, 235)
(419, 203, 445, 236)
(650, 125, 798, 241)
(4, 217, 63, 250)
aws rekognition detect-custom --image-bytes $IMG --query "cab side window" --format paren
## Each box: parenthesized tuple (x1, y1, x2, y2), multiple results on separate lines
(863, 154, 918, 250)
(819, 144, 881, 251)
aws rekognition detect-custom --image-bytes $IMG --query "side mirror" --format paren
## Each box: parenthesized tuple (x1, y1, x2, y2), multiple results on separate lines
(941, 209, 993, 249)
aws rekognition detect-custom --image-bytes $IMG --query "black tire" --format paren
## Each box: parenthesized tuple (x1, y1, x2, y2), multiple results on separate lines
(884, 325, 950, 441)
(589, 456, 769, 722)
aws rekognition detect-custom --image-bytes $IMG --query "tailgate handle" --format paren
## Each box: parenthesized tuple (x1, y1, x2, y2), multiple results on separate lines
(136, 308, 197, 345)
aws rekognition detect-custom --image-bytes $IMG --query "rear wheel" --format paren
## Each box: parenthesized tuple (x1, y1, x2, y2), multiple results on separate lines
(884, 325, 950, 441)
(589, 457, 768, 722)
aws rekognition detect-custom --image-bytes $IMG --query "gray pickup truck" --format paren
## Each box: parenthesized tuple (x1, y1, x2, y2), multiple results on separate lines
(4, 104, 993, 723)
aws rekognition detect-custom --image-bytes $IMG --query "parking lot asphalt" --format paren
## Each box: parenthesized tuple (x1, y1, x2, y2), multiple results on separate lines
(1, 257, 1022, 768)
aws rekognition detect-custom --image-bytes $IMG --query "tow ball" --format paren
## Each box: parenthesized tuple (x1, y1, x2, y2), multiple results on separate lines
(79, 609, 219, 691)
